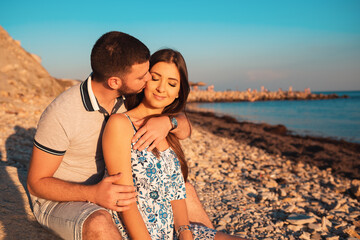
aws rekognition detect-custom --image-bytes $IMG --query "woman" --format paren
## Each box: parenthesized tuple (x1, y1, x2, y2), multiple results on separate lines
(103, 49, 244, 239)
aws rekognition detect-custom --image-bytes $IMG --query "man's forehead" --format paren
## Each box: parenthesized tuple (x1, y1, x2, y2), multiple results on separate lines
(131, 61, 149, 71)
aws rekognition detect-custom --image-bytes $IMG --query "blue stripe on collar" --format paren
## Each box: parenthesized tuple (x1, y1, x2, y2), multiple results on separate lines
(80, 74, 124, 113)
(80, 79, 95, 111)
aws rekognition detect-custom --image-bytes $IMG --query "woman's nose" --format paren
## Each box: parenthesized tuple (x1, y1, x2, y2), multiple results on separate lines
(156, 81, 166, 92)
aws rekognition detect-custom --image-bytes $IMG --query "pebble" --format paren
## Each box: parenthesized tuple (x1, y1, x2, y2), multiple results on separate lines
(311, 233, 322, 240)
(326, 236, 339, 240)
(299, 232, 311, 240)
(287, 214, 316, 225)
(308, 223, 322, 232)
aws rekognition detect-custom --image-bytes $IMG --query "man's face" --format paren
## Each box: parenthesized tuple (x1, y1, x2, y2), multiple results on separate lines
(118, 61, 151, 95)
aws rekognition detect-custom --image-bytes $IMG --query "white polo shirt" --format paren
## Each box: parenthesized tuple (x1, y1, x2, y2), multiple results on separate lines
(34, 75, 126, 184)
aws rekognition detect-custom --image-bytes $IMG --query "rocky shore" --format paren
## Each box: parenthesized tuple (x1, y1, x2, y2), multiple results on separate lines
(182, 108, 360, 240)
(187, 89, 345, 103)
(1, 93, 360, 239)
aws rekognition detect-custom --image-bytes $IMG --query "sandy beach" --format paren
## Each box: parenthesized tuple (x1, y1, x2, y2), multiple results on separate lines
(1, 93, 360, 239)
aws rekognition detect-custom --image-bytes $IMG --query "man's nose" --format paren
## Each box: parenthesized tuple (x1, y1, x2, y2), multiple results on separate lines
(144, 72, 151, 82)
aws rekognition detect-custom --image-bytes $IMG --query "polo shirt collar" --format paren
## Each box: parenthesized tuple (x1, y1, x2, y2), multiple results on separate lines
(80, 74, 124, 113)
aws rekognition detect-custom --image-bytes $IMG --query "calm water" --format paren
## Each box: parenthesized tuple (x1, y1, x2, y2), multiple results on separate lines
(195, 91, 360, 143)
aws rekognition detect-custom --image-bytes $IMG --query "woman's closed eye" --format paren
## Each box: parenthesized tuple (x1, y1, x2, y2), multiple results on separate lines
(169, 82, 177, 87)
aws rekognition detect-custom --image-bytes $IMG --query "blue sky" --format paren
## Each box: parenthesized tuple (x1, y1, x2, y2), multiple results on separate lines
(1, 0, 360, 91)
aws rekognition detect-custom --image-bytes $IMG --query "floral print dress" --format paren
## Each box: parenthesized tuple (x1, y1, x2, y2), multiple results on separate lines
(112, 114, 216, 239)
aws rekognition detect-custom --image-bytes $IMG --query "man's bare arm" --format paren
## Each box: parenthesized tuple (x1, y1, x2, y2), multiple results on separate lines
(27, 146, 137, 211)
(131, 112, 191, 151)
(170, 112, 191, 140)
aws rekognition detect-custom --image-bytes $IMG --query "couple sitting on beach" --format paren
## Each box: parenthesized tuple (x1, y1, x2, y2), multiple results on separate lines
(27, 31, 244, 240)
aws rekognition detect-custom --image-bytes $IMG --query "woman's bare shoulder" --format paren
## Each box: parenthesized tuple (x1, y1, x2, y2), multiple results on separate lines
(105, 113, 133, 135)
(108, 113, 131, 124)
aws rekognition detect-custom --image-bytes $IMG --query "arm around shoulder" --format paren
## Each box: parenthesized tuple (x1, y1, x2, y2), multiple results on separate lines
(170, 112, 191, 140)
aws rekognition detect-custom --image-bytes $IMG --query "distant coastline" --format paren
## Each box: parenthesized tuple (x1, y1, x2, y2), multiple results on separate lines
(187, 90, 360, 144)
(187, 88, 347, 103)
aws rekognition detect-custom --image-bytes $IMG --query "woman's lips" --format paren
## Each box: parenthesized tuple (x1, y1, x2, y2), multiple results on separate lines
(153, 93, 166, 100)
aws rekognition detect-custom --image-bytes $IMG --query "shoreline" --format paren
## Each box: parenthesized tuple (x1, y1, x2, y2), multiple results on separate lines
(187, 89, 347, 103)
(188, 102, 359, 145)
(185, 104, 360, 180)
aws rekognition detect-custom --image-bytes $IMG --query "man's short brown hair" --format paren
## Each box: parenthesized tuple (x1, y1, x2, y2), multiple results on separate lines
(91, 31, 150, 82)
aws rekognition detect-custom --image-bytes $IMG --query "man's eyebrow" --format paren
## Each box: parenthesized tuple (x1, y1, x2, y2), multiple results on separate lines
(139, 71, 148, 79)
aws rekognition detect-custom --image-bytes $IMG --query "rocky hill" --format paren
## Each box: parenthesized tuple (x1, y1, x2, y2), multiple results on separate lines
(0, 26, 66, 98)
(0, 26, 77, 239)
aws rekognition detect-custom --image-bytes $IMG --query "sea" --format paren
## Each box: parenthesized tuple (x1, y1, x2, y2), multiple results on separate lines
(194, 91, 360, 143)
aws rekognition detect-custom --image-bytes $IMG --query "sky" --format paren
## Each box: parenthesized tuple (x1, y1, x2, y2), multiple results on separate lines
(1, 0, 360, 91)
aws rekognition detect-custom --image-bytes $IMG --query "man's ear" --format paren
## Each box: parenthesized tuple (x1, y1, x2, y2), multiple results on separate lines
(107, 77, 122, 90)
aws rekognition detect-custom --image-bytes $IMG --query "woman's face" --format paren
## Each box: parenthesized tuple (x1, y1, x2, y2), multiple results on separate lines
(143, 62, 181, 110)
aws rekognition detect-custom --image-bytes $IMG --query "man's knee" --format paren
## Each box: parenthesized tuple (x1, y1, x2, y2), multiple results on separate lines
(84, 210, 112, 227)
(83, 210, 119, 239)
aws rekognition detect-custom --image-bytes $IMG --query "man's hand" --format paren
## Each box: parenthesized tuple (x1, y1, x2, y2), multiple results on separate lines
(131, 116, 172, 151)
(91, 173, 137, 212)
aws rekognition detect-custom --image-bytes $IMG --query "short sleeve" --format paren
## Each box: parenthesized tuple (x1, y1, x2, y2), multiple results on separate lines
(34, 103, 69, 156)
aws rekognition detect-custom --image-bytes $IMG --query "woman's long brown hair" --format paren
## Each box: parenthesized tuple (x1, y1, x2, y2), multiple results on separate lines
(125, 49, 190, 181)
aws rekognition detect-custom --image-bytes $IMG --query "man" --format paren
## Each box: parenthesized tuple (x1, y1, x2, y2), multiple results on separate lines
(27, 31, 212, 240)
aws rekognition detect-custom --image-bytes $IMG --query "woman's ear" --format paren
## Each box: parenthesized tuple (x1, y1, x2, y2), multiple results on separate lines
(107, 77, 122, 90)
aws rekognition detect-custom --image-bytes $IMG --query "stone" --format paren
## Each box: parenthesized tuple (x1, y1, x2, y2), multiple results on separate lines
(308, 223, 322, 232)
(287, 214, 316, 225)
(311, 233, 322, 240)
(344, 227, 360, 239)
(299, 232, 311, 240)
(260, 191, 277, 202)
(322, 216, 332, 228)
(279, 188, 287, 197)
(264, 179, 278, 188)
(349, 211, 360, 219)
(287, 224, 303, 232)
(326, 236, 339, 240)
(350, 179, 360, 200)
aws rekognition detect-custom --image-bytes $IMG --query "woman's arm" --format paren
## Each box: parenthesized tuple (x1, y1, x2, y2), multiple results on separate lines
(171, 199, 194, 240)
(102, 114, 151, 240)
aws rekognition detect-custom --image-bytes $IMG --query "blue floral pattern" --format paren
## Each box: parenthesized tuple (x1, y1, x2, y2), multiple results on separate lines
(112, 114, 216, 239)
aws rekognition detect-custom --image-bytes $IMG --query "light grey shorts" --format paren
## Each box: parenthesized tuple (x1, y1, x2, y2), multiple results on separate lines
(31, 194, 113, 240)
